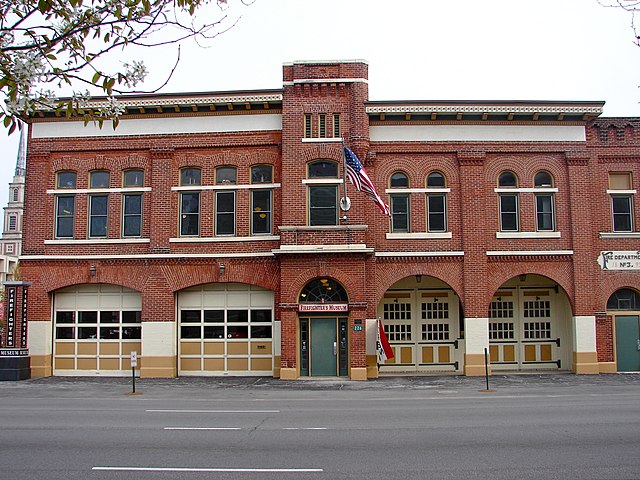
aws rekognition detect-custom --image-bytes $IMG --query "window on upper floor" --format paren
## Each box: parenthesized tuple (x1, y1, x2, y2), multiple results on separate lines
(303, 114, 341, 139)
(124, 169, 144, 187)
(389, 172, 409, 233)
(427, 172, 447, 233)
(8, 215, 17, 231)
(498, 171, 519, 232)
(534, 171, 555, 232)
(122, 170, 144, 237)
(215, 166, 237, 236)
(308, 160, 339, 226)
(12, 188, 18, 202)
(251, 165, 273, 236)
(180, 168, 201, 236)
(608, 172, 634, 233)
(88, 171, 109, 238)
(55, 171, 77, 238)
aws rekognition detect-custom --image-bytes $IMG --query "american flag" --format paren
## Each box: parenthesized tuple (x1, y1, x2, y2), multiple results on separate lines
(343, 146, 390, 216)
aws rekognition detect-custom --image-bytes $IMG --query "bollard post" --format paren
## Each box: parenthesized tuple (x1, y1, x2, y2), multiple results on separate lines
(484, 347, 490, 391)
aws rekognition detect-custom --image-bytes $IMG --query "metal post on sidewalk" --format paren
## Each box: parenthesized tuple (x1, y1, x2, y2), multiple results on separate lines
(480, 347, 496, 393)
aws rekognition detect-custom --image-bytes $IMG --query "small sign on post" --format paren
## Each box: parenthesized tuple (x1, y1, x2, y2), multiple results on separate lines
(130, 351, 138, 394)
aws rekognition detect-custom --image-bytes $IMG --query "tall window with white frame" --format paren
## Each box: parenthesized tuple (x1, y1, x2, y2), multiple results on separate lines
(55, 171, 76, 238)
(608, 172, 634, 232)
(389, 171, 409, 233)
(89, 170, 109, 238)
(534, 171, 555, 231)
(180, 167, 201, 236)
(215, 166, 236, 236)
(122, 169, 144, 237)
(251, 165, 273, 235)
(498, 171, 519, 232)
(427, 172, 447, 232)
(308, 160, 339, 226)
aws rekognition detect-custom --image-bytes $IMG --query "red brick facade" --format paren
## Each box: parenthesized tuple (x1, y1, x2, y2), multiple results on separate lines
(16, 60, 640, 378)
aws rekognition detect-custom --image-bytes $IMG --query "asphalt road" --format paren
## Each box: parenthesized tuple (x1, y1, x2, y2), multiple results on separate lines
(1, 375, 639, 480)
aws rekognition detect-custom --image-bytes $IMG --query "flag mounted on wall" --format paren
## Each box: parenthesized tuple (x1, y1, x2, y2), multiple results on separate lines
(343, 146, 390, 216)
(376, 319, 394, 363)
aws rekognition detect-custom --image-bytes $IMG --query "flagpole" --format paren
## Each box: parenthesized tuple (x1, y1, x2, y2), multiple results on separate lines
(340, 139, 350, 215)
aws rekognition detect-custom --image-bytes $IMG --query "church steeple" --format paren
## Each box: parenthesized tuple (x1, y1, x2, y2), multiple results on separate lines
(15, 126, 26, 177)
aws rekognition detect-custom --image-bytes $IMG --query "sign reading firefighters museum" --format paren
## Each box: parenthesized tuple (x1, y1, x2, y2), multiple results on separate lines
(598, 251, 640, 271)
(5, 287, 15, 347)
(298, 303, 349, 313)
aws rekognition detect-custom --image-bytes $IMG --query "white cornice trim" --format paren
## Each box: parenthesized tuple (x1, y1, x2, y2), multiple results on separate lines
(599, 232, 640, 238)
(273, 244, 373, 254)
(20, 252, 275, 260)
(169, 236, 280, 243)
(486, 250, 573, 256)
(375, 251, 464, 257)
(496, 232, 561, 239)
(302, 138, 344, 143)
(366, 105, 603, 114)
(386, 232, 452, 240)
(385, 188, 450, 194)
(47, 187, 151, 194)
(284, 78, 368, 85)
(494, 188, 558, 193)
(44, 238, 150, 245)
(171, 183, 280, 191)
(606, 189, 636, 195)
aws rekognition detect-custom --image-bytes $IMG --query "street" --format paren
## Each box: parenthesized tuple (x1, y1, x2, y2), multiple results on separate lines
(0, 375, 639, 479)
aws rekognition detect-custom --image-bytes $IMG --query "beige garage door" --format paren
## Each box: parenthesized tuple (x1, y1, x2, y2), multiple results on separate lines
(178, 283, 275, 376)
(53, 284, 142, 376)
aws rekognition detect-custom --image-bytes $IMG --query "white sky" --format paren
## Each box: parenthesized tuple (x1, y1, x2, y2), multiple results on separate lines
(1, 0, 639, 209)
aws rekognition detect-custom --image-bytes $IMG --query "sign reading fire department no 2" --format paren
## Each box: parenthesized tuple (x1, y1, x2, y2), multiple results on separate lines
(598, 251, 640, 271)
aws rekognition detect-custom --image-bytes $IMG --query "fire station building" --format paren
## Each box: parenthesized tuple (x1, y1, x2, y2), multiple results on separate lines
(18, 60, 640, 379)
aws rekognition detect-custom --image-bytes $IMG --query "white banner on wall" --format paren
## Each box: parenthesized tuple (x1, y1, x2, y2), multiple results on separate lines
(597, 251, 640, 271)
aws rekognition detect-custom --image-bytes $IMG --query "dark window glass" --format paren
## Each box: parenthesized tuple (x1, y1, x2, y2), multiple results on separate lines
(78, 311, 97, 323)
(122, 311, 142, 323)
(90, 171, 110, 188)
(204, 326, 224, 338)
(427, 172, 446, 188)
(56, 311, 74, 323)
(56, 196, 75, 238)
(216, 167, 237, 185)
(612, 196, 633, 232)
(391, 195, 409, 233)
(227, 326, 248, 338)
(181, 326, 201, 339)
(500, 195, 518, 231)
(181, 310, 201, 323)
(204, 310, 224, 323)
(251, 325, 272, 339)
(89, 195, 108, 237)
(227, 310, 249, 323)
(251, 165, 273, 184)
(56, 327, 74, 339)
(534, 171, 553, 187)
(498, 172, 517, 187)
(251, 310, 272, 322)
(251, 190, 272, 235)
(123, 194, 142, 237)
(57, 172, 77, 189)
(536, 194, 554, 231)
(180, 168, 201, 186)
(299, 278, 348, 303)
(215, 191, 235, 236)
(100, 311, 119, 323)
(78, 327, 97, 339)
(180, 192, 200, 236)
(390, 172, 409, 188)
(607, 288, 640, 310)
(124, 170, 144, 187)
(99, 326, 120, 339)
(122, 327, 141, 339)
(308, 161, 338, 178)
(427, 195, 446, 232)
(309, 185, 337, 226)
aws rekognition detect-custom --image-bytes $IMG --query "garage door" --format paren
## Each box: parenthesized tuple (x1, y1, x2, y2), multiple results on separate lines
(178, 283, 274, 376)
(53, 284, 142, 376)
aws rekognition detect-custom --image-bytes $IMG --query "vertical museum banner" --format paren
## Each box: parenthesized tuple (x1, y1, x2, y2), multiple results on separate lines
(6, 287, 16, 348)
(21, 286, 28, 348)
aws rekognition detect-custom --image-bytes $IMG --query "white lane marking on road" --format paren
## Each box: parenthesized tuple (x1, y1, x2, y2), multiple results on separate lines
(164, 427, 242, 430)
(146, 409, 280, 413)
(93, 467, 323, 473)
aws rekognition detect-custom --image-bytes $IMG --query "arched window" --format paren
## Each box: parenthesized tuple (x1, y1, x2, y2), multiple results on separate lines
(607, 289, 640, 310)
(251, 165, 273, 236)
(55, 171, 76, 238)
(216, 166, 237, 185)
(180, 167, 201, 186)
(498, 171, 518, 231)
(534, 171, 555, 231)
(427, 172, 447, 232)
(307, 160, 339, 226)
(299, 278, 348, 303)
(179, 168, 201, 236)
(215, 167, 237, 236)
(12, 188, 19, 202)
(389, 172, 409, 233)
(90, 170, 110, 188)
(88, 171, 109, 238)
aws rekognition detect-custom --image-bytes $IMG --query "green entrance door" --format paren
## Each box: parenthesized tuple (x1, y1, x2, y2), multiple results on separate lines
(615, 315, 640, 372)
(310, 318, 337, 376)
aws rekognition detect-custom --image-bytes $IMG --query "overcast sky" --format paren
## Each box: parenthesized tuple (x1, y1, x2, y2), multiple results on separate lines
(1, 0, 639, 212)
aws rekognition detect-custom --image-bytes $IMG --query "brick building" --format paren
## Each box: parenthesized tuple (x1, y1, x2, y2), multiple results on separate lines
(18, 60, 640, 379)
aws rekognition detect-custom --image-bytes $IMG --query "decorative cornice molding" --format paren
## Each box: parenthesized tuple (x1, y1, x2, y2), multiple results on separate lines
(565, 150, 590, 166)
(597, 155, 640, 164)
(457, 150, 486, 165)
